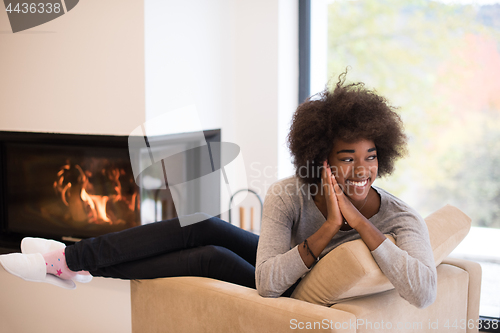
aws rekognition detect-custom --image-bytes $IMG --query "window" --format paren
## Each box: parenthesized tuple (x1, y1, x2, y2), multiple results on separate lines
(301, 0, 500, 320)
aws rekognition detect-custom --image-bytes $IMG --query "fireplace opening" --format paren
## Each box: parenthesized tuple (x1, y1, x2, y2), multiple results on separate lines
(6, 142, 140, 239)
(0, 130, 221, 250)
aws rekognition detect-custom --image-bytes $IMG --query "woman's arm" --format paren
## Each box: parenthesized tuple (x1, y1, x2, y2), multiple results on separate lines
(255, 168, 343, 297)
(331, 175, 437, 308)
(330, 174, 386, 250)
(369, 215, 437, 308)
(255, 187, 310, 297)
(297, 162, 344, 268)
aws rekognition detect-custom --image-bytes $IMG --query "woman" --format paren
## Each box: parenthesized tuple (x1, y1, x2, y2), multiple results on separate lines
(256, 74, 436, 307)
(0, 74, 437, 308)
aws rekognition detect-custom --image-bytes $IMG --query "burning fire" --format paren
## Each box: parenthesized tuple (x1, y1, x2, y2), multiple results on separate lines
(81, 188, 111, 223)
(53, 160, 138, 226)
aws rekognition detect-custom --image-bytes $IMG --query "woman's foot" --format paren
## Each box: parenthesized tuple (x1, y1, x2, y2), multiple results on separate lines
(0, 237, 92, 287)
(21, 237, 65, 255)
(21, 237, 92, 283)
(43, 249, 79, 280)
(0, 252, 76, 289)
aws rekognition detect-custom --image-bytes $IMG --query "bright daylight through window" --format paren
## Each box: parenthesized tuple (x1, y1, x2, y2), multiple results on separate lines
(307, 0, 500, 319)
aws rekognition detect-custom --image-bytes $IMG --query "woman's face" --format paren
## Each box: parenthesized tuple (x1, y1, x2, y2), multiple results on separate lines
(327, 138, 378, 203)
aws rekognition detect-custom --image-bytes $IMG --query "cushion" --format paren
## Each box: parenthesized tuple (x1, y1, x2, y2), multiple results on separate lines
(425, 205, 472, 266)
(290, 204, 471, 306)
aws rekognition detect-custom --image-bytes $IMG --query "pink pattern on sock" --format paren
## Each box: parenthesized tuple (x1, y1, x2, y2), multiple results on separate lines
(42, 249, 78, 280)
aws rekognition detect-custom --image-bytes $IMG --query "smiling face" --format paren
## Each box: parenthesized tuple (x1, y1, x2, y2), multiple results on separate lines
(328, 138, 378, 205)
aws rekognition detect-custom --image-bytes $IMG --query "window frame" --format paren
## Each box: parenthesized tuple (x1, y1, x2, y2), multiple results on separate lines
(298, 0, 311, 104)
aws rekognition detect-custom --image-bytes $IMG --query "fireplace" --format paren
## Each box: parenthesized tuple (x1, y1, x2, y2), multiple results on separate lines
(0, 130, 221, 250)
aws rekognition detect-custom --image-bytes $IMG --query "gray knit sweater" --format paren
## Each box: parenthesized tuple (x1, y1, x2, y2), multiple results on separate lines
(255, 176, 437, 308)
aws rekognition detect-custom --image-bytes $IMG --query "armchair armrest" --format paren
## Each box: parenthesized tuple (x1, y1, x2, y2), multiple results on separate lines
(441, 257, 482, 333)
(131, 277, 356, 333)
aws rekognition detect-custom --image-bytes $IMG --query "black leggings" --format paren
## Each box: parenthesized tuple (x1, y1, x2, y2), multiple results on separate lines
(64, 213, 259, 289)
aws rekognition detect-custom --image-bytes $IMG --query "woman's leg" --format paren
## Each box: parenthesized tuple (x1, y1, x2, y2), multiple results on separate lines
(88, 245, 256, 288)
(65, 213, 259, 277)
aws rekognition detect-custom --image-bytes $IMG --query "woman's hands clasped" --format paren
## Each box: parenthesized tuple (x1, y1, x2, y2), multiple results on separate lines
(321, 161, 365, 230)
(299, 160, 378, 267)
(320, 161, 343, 229)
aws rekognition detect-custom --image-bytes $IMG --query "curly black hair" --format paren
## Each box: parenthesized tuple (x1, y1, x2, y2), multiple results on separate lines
(287, 72, 407, 185)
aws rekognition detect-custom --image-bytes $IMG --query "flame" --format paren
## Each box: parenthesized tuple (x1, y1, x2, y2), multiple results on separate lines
(81, 189, 111, 223)
(53, 161, 138, 227)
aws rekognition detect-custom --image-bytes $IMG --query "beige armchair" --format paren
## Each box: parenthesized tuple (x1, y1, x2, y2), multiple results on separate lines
(131, 206, 482, 333)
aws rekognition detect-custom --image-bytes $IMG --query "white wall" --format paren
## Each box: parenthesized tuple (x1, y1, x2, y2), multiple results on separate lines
(0, 0, 298, 331)
(145, 0, 298, 223)
(278, 0, 299, 180)
(0, 0, 145, 135)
